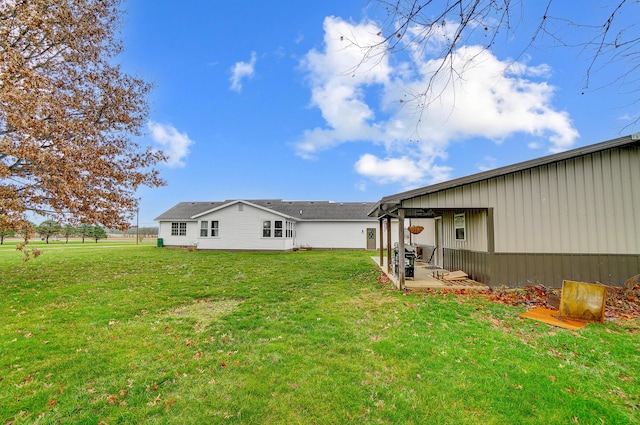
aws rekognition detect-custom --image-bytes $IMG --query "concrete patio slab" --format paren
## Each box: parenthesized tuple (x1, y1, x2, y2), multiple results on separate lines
(371, 257, 489, 291)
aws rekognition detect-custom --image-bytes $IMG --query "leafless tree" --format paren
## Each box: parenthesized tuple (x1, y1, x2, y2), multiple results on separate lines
(363, 0, 639, 118)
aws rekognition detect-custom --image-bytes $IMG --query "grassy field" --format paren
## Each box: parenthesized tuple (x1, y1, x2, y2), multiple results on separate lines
(1, 244, 639, 424)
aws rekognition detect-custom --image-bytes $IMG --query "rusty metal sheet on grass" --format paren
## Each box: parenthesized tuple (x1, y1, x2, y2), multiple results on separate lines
(560, 280, 607, 323)
(520, 307, 587, 330)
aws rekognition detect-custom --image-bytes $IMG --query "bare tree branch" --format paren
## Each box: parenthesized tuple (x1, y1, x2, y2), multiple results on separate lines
(364, 0, 640, 124)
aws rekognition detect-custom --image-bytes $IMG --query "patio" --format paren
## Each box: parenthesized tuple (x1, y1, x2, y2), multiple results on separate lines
(371, 256, 489, 291)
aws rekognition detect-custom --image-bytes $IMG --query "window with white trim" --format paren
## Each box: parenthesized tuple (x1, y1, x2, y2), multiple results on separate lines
(211, 221, 219, 237)
(171, 222, 187, 236)
(200, 220, 219, 237)
(274, 221, 283, 237)
(454, 213, 466, 241)
(200, 221, 208, 237)
(263, 220, 295, 238)
(263, 220, 271, 237)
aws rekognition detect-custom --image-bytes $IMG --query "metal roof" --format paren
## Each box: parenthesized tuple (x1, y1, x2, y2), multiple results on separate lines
(369, 134, 640, 217)
(155, 200, 377, 222)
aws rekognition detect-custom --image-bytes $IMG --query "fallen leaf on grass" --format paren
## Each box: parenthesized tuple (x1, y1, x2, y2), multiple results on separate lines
(619, 373, 633, 382)
(420, 284, 640, 320)
(147, 394, 161, 407)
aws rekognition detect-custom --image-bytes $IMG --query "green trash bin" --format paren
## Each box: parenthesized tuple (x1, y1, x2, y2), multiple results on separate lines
(157, 238, 164, 247)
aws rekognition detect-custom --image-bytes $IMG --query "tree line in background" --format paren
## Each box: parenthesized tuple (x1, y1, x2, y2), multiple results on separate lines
(111, 227, 160, 240)
(0, 220, 158, 245)
(0, 220, 105, 244)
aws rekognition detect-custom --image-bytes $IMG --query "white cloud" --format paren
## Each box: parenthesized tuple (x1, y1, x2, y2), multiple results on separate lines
(355, 180, 368, 192)
(476, 155, 498, 172)
(148, 121, 194, 168)
(229, 51, 257, 92)
(295, 16, 579, 186)
(355, 154, 425, 184)
(354, 153, 452, 186)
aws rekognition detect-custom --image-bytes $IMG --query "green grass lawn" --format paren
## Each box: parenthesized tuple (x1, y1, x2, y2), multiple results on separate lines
(1, 245, 638, 424)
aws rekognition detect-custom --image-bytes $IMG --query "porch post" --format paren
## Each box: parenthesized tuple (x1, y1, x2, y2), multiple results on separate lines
(398, 209, 406, 290)
(386, 217, 392, 274)
(378, 218, 383, 266)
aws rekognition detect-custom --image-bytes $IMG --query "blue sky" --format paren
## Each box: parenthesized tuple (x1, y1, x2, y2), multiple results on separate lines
(118, 1, 640, 226)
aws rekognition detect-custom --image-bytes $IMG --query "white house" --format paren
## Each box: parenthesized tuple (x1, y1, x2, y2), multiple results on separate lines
(155, 199, 393, 251)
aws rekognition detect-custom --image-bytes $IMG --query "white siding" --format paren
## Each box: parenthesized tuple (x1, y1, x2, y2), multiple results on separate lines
(158, 204, 379, 250)
(194, 204, 294, 250)
(158, 220, 198, 246)
(296, 221, 377, 249)
(378, 220, 400, 249)
(408, 218, 435, 246)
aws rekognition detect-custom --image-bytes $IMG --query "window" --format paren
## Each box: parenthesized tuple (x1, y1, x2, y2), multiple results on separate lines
(274, 221, 283, 237)
(200, 221, 219, 237)
(211, 221, 219, 237)
(171, 222, 187, 236)
(287, 221, 295, 238)
(263, 220, 271, 237)
(200, 221, 208, 237)
(454, 213, 466, 241)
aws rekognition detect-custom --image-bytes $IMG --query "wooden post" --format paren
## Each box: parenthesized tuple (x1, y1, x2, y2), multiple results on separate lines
(398, 209, 405, 290)
(386, 217, 392, 274)
(378, 218, 384, 266)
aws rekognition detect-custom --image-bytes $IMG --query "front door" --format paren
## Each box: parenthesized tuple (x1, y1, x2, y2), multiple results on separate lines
(366, 228, 376, 250)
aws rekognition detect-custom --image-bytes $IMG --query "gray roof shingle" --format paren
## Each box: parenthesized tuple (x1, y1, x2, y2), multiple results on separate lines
(154, 200, 377, 221)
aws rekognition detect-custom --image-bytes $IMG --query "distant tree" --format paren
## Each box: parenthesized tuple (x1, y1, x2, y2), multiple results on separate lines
(60, 223, 77, 244)
(36, 220, 61, 244)
(0, 216, 15, 244)
(77, 223, 93, 243)
(0, 0, 166, 258)
(90, 226, 107, 243)
(140, 226, 159, 237)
